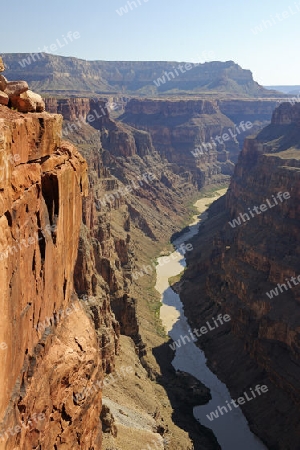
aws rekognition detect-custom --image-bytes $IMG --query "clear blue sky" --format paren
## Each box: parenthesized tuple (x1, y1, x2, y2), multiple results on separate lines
(0, 0, 299, 85)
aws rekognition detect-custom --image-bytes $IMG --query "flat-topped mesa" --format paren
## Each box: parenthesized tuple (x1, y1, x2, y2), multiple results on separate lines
(1, 54, 283, 97)
(0, 55, 45, 112)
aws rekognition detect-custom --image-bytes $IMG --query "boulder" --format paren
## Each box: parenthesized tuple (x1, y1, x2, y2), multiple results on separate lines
(0, 57, 4, 72)
(0, 75, 7, 91)
(0, 91, 9, 106)
(10, 90, 45, 113)
(4, 80, 28, 97)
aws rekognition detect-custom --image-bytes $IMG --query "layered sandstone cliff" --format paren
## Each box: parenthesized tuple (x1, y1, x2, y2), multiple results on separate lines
(120, 98, 288, 189)
(0, 104, 111, 448)
(120, 98, 237, 188)
(180, 102, 300, 449)
(218, 98, 280, 149)
(44, 97, 281, 192)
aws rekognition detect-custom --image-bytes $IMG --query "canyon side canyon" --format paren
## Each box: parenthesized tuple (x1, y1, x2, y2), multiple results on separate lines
(0, 54, 299, 450)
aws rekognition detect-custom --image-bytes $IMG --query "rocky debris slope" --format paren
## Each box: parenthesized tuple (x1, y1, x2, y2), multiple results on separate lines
(0, 57, 45, 112)
(180, 102, 300, 449)
(101, 335, 218, 450)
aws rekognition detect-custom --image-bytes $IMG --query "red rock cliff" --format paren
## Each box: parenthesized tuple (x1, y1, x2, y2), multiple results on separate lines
(0, 104, 116, 449)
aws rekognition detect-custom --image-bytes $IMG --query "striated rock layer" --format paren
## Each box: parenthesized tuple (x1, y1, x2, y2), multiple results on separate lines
(120, 98, 238, 188)
(45, 96, 281, 191)
(0, 104, 115, 449)
(2, 54, 284, 97)
(180, 103, 300, 449)
(120, 98, 281, 188)
(45, 97, 221, 449)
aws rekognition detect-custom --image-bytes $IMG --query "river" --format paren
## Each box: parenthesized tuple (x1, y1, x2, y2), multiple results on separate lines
(155, 190, 267, 450)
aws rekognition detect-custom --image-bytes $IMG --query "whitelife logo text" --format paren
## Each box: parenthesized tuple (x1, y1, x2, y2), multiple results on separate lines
(228, 192, 290, 228)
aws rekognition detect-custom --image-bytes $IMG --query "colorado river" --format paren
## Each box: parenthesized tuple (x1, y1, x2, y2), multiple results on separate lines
(155, 190, 267, 450)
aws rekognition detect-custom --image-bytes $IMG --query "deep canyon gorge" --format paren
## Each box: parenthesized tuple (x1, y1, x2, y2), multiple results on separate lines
(0, 54, 299, 450)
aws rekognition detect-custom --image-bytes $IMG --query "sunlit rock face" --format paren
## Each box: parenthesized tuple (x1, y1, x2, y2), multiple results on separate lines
(181, 102, 300, 449)
(0, 104, 111, 448)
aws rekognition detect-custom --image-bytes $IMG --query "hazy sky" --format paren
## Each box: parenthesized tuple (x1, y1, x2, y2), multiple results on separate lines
(1, 0, 299, 85)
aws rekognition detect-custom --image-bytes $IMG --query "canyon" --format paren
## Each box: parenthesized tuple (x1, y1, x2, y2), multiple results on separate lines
(1, 51, 299, 450)
(0, 58, 220, 449)
(180, 102, 300, 449)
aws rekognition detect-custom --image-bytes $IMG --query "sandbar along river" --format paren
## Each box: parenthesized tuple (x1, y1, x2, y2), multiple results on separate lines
(155, 190, 267, 450)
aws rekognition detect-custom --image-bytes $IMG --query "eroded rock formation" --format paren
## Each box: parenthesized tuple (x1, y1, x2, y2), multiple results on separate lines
(45, 96, 282, 191)
(1, 54, 285, 97)
(120, 98, 242, 187)
(1, 70, 284, 447)
(3, 53, 289, 449)
(44, 96, 222, 449)
(181, 102, 300, 449)
(0, 101, 115, 448)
